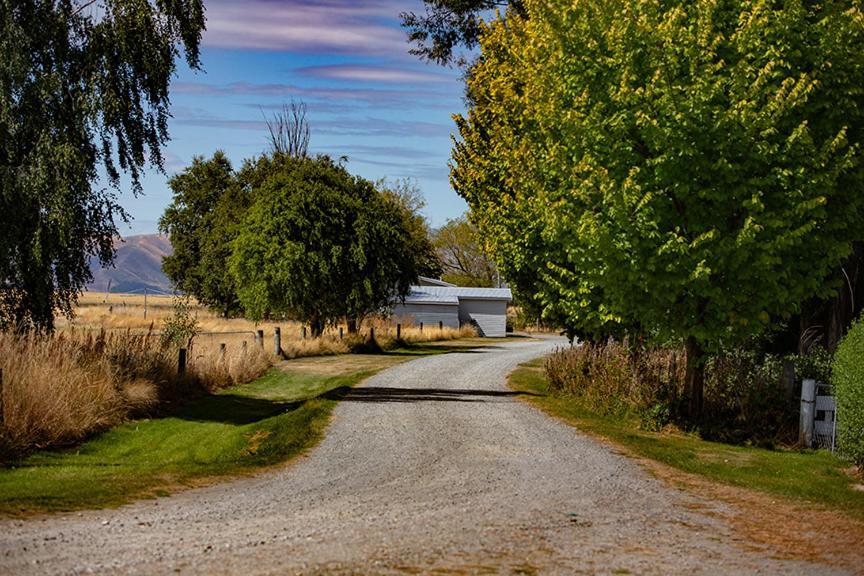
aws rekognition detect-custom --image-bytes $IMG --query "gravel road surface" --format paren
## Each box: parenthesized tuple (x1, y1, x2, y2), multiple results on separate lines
(0, 337, 845, 574)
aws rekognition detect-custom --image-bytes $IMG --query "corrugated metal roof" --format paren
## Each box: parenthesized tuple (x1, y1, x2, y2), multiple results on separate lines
(401, 290, 460, 305)
(417, 276, 457, 287)
(409, 286, 513, 301)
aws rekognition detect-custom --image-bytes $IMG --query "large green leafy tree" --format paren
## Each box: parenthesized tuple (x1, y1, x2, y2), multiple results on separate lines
(159, 152, 250, 317)
(452, 6, 622, 342)
(454, 0, 864, 419)
(0, 0, 204, 330)
(230, 156, 427, 336)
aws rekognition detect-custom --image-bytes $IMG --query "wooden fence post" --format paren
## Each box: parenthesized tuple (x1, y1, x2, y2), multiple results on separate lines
(800, 378, 816, 447)
(439, 320, 443, 331)
(301, 326, 307, 340)
(370, 327, 375, 341)
(257, 329, 264, 348)
(242, 340, 247, 353)
(396, 323, 401, 340)
(219, 343, 226, 361)
(339, 327, 343, 340)
(420, 322, 424, 333)
(274, 327, 282, 357)
(781, 359, 796, 403)
(178, 348, 187, 377)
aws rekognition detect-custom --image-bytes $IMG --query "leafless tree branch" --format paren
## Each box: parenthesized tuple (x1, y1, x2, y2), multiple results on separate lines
(264, 101, 310, 158)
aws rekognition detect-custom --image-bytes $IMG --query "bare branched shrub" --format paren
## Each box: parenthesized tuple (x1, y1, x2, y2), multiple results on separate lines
(265, 100, 310, 158)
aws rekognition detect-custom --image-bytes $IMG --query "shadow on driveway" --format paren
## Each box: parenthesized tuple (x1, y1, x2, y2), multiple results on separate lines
(323, 386, 543, 404)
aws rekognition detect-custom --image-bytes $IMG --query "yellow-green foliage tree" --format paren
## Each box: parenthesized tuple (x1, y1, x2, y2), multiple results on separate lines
(453, 0, 864, 419)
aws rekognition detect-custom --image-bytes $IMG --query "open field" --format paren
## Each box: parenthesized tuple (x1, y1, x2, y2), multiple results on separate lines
(63, 291, 478, 358)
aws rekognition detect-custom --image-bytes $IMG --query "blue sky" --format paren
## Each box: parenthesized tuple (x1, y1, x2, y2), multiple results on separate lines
(119, 0, 468, 235)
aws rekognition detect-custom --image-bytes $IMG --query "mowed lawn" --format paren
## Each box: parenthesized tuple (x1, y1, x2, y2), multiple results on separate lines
(509, 358, 864, 520)
(0, 338, 504, 516)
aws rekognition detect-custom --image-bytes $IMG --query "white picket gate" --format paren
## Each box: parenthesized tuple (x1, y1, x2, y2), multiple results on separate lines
(801, 379, 837, 451)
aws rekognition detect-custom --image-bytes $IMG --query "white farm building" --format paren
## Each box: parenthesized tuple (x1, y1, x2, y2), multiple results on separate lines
(392, 277, 512, 338)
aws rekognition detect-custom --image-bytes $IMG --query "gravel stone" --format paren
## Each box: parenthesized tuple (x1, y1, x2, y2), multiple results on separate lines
(0, 337, 847, 574)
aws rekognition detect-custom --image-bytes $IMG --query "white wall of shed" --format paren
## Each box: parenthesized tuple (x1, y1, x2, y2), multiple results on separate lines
(458, 299, 508, 337)
(392, 303, 460, 330)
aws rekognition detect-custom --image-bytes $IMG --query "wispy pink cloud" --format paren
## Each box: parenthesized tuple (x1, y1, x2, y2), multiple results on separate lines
(173, 81, 460, 108)
(295, 63, 454, 84)
(203, 0, 423, 56)
(172, 107, 452, 139)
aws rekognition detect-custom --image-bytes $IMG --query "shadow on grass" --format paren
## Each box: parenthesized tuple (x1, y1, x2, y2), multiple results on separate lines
(385, 344, 506, 356)
(323, 386, 542, 403)
(176, 394, 304, 425)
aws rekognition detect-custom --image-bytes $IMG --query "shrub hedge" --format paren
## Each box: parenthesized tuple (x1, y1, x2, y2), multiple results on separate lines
(544, 341, 801, 445)
(832, 316, 864, 468)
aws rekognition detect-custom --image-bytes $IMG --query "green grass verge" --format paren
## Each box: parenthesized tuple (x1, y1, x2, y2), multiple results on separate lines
(0, 335, 523, 516)
(0, 365, 382, 516)
(510, 358, 864, 519)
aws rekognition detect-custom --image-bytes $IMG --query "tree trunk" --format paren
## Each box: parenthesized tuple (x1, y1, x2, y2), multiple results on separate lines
(309, 313, 324, 338)
(347, 318, 358, 334)
(685, 336, 705, 423)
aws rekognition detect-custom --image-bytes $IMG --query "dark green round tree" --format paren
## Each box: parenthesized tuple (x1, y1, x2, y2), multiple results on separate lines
(230, 155, 428, 336)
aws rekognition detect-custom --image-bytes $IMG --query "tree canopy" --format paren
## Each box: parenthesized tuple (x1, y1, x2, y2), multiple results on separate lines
(377, 178, 442, 281)
(433, 215, 497, 287)
(229, 155, 433, 335)
(452, 0, 864, 418)
(401, 0, 522, 66)
(0, 0, 204, 330)
(159, 152, 250, 317)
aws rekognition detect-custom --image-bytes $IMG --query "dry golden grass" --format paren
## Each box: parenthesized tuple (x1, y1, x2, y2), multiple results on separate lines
(0, 293, 478, 459)
(64, 291, 477, 354)
(0, 329, 272, 461)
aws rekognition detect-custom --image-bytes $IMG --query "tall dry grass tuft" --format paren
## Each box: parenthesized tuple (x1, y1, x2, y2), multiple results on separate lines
(0, 330, 272, 461)
(1, 331, 159, 459)
(365, 319, 477, 348)
(545, 341, 798, 442)
(185, 340, 272, 390)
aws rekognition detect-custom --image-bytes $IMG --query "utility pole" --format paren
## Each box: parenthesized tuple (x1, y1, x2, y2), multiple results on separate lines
(144, 287, 148, 320)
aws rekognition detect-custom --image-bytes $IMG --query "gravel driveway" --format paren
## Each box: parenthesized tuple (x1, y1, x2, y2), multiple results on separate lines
(0, 337, 846, 575)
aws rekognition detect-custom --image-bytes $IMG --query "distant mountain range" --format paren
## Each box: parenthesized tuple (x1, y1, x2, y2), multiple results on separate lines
(87, 234, 174, 295)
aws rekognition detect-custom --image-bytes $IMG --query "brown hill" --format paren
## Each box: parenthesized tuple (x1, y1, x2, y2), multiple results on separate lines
(87, 234, 174, 295)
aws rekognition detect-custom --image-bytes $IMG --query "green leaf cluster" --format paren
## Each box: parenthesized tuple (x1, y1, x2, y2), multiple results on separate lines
(159, 152, 250, 317)
(832, 315, 864, 466)
(453, 0, 864, 352)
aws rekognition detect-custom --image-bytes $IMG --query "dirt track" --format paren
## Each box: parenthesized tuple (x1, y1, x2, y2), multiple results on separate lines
(0, 337, 848, 574)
